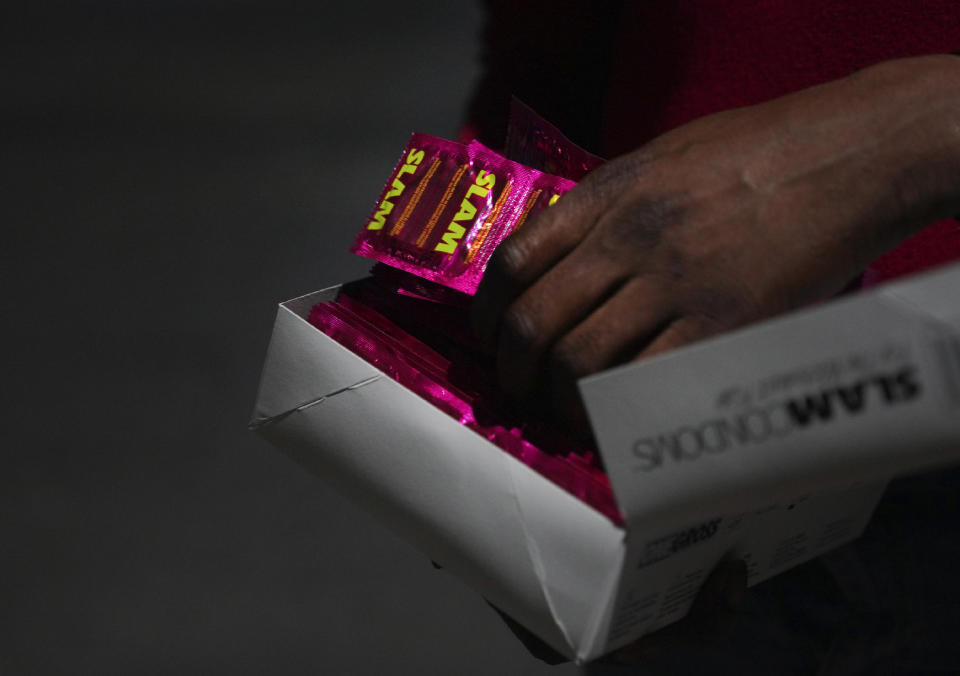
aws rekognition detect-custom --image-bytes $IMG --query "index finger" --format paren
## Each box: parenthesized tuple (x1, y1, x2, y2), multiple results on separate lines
(470, 178, 601, 346)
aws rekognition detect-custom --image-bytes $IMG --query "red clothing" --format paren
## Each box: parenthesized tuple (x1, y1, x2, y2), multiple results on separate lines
(470, 0, 960, 284)
(469, 7, 960, 669)
(602, 1, 960, 151)
(601, 1, 960, 284)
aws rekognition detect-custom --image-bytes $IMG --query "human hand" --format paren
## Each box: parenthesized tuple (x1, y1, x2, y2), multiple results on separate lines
(472, 56, 960, 426)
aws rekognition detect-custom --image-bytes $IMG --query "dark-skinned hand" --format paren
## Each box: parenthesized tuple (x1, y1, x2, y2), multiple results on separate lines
(472, 55, 960, 429)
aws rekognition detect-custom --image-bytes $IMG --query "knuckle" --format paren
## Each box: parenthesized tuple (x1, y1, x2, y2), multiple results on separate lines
(690, 281, 765, 329)
(501, 303, 539, 348)
(584, 152, 654, 202)
(489, 239, 528, 284)
(587, 196, 687, 267)
(614, 197, 682, 245)
(669, 317, 710, 348)
(547, 336, 589, 380)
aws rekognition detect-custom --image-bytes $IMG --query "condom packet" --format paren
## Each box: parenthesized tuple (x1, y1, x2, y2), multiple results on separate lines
(503, 97, 606, 180)
(350, 133, 576, 295)
(357, 267, 482, 351)
(308, 278, 623, 525)
(369, 263, 470, 307)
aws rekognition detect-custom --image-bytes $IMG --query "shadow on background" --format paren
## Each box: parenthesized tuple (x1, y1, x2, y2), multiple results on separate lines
(1, 2, 578, 674)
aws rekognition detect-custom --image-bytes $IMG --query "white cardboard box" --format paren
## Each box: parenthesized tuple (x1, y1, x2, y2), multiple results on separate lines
(250, 262, 960, 662)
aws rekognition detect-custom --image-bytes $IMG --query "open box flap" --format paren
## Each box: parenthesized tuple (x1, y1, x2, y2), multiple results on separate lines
(249, 287, 382, 428)
(251, 288, 625, 659)
(580, 262, 960, 532)
(883, 262, 960, 324)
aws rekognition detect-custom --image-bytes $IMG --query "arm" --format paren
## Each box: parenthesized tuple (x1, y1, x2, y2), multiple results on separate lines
(472, 55, 960, 426)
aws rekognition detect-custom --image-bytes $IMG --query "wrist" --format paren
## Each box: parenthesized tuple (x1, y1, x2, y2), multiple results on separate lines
(849, 56, 960, 235)
(729, 55, 960, 299)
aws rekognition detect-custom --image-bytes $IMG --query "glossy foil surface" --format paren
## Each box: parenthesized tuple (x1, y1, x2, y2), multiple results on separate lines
(351, 133, 576, 295)
(308, 278, 622, 525)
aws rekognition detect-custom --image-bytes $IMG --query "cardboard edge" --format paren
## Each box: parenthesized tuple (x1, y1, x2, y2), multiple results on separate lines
(578, 261, 960, 390)
(251, 288, 626, 658)
(578, 262, 960, 528)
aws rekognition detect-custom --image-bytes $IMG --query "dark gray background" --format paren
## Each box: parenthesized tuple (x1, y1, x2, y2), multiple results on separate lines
(2, 3, 578, 674)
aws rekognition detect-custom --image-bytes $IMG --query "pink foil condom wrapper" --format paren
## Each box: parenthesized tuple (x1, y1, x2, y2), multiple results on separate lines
(503, 97, 606, 181)
(308, 279, 623, 526)
(350, 133, 576, 295)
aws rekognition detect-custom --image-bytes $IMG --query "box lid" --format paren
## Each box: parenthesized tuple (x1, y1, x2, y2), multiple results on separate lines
(251, 285, 627, 661)
(580, 262, 960, 530)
